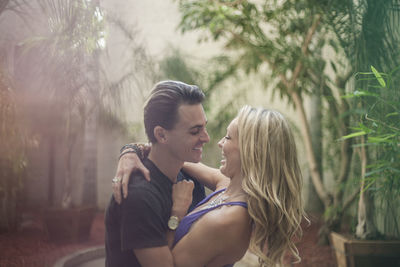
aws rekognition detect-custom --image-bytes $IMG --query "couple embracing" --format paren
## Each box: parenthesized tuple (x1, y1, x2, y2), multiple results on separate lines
(105, 81, 305, 267)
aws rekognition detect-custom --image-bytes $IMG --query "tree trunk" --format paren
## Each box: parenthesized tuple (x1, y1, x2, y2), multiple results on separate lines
(305, 88, 324, 213)
(356, 136, 377, 239)
(278, 14, 332, 209)
(291, 91, 332, 208)
(81, 49, 100, 207)
(61, 116, 74, 209)
(81, 104, 98, 207)
(81, 46, 101, 207)
(47, 134, 56, 206)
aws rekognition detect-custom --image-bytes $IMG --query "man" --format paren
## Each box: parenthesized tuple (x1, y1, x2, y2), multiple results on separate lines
(105, 80, 210, 267)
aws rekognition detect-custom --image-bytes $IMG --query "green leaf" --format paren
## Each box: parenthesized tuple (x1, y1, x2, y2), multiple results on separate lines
(358, 123, 373, 133)
(340, 131, 367, 140)
(385, 112, 398, 118)
(340, 94, 355, 99)
(371, 66, 386, 87)
(355, 90, 379, 97)
(368, 134, 396, 143)
(341, 90, 379, 98)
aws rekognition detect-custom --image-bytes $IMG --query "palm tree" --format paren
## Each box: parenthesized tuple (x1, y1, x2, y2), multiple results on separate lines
(0, 66, 27, 231)
(0, 0, 30, 231)
(4, 0, 106, 208)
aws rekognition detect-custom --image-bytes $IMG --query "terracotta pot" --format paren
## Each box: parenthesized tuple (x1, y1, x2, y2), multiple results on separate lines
(43, 206, 96, 243)
(330, 232, 400, 267)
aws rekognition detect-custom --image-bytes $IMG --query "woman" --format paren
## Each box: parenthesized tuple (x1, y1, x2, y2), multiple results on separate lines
(115, 106, 305, 266)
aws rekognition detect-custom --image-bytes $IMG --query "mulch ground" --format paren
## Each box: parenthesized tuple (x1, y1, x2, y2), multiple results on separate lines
(296, 214, 336, 267)
(0, 212, 105, 267)
(0, 212, 336, 267)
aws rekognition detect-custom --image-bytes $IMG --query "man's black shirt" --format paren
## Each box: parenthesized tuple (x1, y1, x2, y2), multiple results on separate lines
(105, 158, 173, 267)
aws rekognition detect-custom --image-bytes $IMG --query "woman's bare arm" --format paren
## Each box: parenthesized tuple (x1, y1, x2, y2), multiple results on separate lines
(182, 162, 230, 191)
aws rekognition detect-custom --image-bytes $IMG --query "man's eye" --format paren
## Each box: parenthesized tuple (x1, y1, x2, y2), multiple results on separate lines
(190, 130, 200, 135)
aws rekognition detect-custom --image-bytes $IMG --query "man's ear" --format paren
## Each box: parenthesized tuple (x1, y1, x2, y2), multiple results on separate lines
(154, 126, 167, 143)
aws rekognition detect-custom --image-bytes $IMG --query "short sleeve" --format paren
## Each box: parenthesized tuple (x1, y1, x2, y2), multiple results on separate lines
(120, 185, 167, 250)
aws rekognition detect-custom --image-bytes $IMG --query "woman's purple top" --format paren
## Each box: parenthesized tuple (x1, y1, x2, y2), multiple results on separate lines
(173, 188, 248, 267)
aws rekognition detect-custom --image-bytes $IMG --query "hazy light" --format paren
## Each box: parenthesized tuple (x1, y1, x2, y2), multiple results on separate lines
(97, 34, 106, 49)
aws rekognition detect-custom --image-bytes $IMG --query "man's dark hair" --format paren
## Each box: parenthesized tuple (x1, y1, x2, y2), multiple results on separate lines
(144, 80, 205, 143)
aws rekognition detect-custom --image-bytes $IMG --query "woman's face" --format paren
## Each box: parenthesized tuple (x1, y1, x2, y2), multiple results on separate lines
(218, 118, 241, 178)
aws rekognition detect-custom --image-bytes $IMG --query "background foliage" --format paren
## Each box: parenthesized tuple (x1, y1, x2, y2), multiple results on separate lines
(174, 0, 400, 241)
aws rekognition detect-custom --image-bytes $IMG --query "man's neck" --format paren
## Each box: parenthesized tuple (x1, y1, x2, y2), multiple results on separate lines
(147, 145, 183, 183)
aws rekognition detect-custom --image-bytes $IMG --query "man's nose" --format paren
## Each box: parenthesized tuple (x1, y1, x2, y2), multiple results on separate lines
(200, 128, 210, 143)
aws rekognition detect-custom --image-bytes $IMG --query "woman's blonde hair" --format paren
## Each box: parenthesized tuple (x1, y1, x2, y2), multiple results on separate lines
(237, 106, 305, 266)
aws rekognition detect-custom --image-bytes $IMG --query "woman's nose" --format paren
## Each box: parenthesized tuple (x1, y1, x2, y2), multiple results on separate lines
(218, 138, 224, 148)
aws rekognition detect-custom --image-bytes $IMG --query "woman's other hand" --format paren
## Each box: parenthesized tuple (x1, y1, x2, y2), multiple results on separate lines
(172, 180, 194, 219)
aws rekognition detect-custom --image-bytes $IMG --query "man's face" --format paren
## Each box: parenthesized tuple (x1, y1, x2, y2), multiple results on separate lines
(164, 103, 210, 163)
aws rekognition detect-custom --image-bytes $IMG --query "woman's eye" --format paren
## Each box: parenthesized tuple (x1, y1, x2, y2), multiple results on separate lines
(224, 135, 231, 140)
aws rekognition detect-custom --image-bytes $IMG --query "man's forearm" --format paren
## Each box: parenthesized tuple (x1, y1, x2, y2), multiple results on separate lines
(134, 246, 174, 267)
(166, 230, 175, 249)
(120, 143, 151, 160)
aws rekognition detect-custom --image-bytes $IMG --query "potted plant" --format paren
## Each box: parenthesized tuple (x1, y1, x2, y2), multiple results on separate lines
(330, 66, 400, 267)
